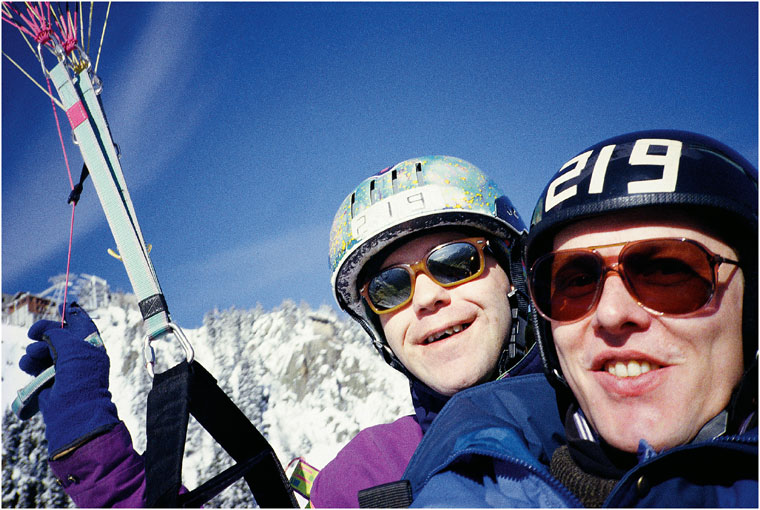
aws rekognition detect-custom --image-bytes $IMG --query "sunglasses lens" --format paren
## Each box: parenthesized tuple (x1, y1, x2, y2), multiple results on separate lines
(365, 239, 485, 314)
(622, 240, 714, 314)
(532, 238, 720, 322)
(427, 242, 482, 285)
(532, 251, 603, 321)
(367, 266, 413, 312)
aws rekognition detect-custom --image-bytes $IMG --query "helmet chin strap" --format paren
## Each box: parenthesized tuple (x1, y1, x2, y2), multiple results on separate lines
(372, 330, 407, 374)
(491, 234, 533, 375)
(337, 292, 409, 375)
(498, 287, 530, 375)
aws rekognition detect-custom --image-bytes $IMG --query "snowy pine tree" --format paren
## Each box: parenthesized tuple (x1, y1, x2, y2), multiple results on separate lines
(2, 288, 411, 508)
(2, 410, 72, 508)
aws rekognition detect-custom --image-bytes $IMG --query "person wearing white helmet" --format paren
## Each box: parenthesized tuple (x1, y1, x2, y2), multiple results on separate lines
(402, 131, 757, 507)
(311, 155, 540, 507)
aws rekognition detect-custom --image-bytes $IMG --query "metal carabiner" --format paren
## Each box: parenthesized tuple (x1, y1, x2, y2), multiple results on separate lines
(142, 322, 195, 378)
(143, 335, 157, 378)
(169, 322, 195, 364)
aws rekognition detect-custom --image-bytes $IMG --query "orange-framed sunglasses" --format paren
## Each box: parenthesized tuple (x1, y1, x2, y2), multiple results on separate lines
(361, 237, 489, 314)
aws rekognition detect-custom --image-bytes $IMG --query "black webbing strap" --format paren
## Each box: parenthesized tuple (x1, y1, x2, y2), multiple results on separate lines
(67, 163, 89, 205)
(177, 451, 275, 507)
(358, 480, 412, 508)
(144, 362, 190, 507)
(144, 360, 297, 508)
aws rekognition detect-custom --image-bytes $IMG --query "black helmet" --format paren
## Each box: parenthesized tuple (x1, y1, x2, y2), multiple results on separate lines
(524, 130, 758, 388)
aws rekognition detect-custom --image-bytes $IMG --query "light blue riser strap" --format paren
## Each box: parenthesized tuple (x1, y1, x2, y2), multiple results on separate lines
(75, 69, 160, 287)
(12, 331, 104, 420)
(44, 61, 192, 378)
(49, 63, 165, 315)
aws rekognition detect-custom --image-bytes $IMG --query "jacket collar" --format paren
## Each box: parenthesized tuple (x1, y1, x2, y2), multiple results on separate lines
(410, 379, 449, 434)
(409, 347, 545, 434)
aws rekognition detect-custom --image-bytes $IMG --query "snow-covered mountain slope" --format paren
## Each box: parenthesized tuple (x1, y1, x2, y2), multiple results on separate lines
(2, 293, 413, 507)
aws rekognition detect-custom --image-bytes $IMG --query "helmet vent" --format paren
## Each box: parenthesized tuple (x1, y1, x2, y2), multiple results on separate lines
(391, 169, 399, 193)
(350, 193, 356, 218)
(415, 162, 424, 184)
(369, 179, 377, 204)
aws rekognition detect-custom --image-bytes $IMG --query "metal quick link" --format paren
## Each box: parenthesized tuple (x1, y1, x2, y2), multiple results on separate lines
(143, 323, 194, 378)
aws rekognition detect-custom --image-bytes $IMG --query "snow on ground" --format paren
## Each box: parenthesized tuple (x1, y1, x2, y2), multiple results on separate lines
(3, 299, 414, 503)
(2, 323, 33, 413)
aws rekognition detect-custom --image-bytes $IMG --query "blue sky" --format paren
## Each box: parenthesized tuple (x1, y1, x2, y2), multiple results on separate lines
(3, 2, 757, 328)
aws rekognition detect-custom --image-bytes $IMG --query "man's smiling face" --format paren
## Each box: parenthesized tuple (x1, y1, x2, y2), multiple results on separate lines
(550, 212, 745, 452)
(377, 231, 513, 396)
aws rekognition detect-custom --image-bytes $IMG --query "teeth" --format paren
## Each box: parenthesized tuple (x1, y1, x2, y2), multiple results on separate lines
(425, 323, 469, 344)
(605, 360, 659, 377)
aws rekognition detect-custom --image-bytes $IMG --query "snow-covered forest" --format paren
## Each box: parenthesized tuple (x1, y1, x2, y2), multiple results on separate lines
(2, 291, 412, 507)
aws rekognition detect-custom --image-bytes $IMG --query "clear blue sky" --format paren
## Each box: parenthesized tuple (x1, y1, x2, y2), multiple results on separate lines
(3, 2, 757, 328)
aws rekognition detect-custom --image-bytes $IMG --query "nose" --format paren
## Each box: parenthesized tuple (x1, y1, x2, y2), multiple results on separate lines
(412, 273, 451, 315)
(591, 273, 651, 335)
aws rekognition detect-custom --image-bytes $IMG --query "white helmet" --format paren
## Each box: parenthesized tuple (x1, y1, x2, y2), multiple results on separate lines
(329, 155, 530, 374)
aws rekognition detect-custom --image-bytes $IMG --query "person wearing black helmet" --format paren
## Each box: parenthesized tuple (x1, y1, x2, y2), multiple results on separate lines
(402, 131, 757, 507)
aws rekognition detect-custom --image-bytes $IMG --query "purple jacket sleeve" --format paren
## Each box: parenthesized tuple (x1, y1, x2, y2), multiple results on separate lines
(49, 421, 146, 508)
(310, 415, 423, 508)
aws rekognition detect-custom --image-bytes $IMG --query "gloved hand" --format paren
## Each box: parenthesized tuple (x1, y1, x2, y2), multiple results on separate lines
(19, 302, 119, 458)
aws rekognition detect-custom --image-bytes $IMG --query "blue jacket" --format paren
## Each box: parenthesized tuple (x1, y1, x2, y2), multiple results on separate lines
(404, 374, 758, 507)
(311, 347, 545, 507)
